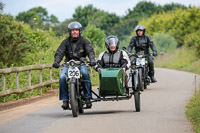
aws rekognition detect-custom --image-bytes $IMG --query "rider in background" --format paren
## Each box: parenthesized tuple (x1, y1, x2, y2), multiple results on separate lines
(52, 21, 96, 109)
(95, 35, 130, 72)
(127, 25, 157, 83)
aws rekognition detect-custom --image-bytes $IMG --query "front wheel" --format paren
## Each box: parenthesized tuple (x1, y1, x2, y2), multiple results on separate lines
(134, 91, 141, 112)
(138, 68, 144, 91)
(70, 83, 78, 117)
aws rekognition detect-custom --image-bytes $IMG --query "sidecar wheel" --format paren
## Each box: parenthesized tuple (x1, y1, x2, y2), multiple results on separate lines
(144, 81, 147, 89)
(78, 99, 84, 114)
(134, 91, 141, 112)
(79, 108, 84, 114)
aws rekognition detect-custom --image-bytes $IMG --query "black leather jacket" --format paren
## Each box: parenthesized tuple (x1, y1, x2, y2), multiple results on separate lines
(54, 36, 95, 63)
(128, 35, 157, 54)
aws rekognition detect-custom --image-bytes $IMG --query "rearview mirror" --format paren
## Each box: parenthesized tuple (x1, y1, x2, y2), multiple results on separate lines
(122, 47, 127, 50)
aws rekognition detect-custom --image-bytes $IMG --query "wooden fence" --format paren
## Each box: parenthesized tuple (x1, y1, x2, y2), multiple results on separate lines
(0, 64, 60, 97)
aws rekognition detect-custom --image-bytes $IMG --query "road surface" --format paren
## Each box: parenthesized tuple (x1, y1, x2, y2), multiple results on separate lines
(0, 68, 199, 133)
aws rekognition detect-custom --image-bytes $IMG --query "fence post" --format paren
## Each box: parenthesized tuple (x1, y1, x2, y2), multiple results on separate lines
(16, 72, 19, 89)
(2, 74, 6, 102)
(28, 71, 31, 97)
(195, 75, 197, 96)
(49, 68, 52, 90)
(2, 74, 5, 91)
(39, 70, 42, 93)
(16, 72, 19, 99)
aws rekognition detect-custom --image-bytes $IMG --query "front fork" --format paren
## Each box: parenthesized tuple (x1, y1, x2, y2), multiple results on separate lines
(131, 69, 139, 91)
(143, 65, 150, 84)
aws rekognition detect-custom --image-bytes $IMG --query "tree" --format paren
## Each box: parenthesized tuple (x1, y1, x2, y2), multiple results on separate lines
(52, 19, 73, 36)
(72, 4, 120, 35)
(125, 1, 162, 22)
(89, 11, 120, 34)
(184, 30, 200, 56)
(49, 14, 59, 24)
(163, 3, 187, 12)
(0, 14, 52, 68)
(16, 6, 59, 28)
(107, 18, 137, 40)
(82, 24, 106, 56)
(0, 15, 31, 67)
(0, 1, 4, 13)
(153, 32, 177, 55)
(73, 4, 99, 28)
(137, 7, 200, 47)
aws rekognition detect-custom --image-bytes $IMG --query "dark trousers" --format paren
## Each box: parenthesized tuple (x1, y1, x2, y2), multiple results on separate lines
(148, 56, 155, 76)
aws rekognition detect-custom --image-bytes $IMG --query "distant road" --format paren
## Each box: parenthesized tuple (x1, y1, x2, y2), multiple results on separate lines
(0, 68, 199, 133)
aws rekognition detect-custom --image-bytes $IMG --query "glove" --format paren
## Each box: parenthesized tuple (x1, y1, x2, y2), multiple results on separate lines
(80, 57, 88, 63)
(153, 51, 157, 57)
(52, 62, 60, 68)
(90, 60, 96, 66)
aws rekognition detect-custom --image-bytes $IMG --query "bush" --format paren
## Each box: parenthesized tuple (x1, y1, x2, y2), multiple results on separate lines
(0, 15, 31, 68)
(136, 7, 200, 47)
(184, 30, 200, 56)
(0, 14, 60, 68)
(153, 32, 177, 55)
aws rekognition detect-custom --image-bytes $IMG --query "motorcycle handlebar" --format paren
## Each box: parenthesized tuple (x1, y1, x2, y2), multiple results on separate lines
(58, 60, 96, 68)
(122, 47, 135, 57)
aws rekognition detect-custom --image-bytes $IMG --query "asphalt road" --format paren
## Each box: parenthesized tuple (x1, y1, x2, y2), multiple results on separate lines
(0, 68, 199, 133)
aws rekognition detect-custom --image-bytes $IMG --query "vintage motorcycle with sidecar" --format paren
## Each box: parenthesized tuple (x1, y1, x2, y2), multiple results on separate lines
(58, 58, 141, 117)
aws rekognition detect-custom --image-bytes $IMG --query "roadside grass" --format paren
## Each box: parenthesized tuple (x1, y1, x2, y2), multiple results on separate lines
(155, 47, 200, 74)
(185, 87, 200, 133)
(155, 46, 200, 133)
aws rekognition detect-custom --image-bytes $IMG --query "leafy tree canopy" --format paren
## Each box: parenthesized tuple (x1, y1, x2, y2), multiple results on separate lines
(0, 14, 55, 68)
(82, 24, 106, 56)
(16, 6, 59, 28)
(72, 4, 120, 35)
(0, 1, 4, 12)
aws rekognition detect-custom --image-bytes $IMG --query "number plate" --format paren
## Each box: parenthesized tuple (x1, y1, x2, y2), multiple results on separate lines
(136, 58, 145, 66)
(68, 67, 80, 78)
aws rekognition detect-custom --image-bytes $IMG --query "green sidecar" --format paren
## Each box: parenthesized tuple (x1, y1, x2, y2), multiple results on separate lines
(99, 68, 125, 96)
(91, 68, 141, 112)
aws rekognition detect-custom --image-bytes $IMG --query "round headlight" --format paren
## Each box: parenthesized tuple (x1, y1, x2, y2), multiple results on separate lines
(69, 60, 75, 67)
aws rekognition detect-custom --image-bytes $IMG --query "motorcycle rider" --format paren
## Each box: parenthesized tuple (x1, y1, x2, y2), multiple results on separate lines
(127, 25, 157, 83)
(95, 35, 130, 72)
(52, 21, 96, 109)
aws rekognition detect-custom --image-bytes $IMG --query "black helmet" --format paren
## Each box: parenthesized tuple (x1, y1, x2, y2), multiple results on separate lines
(68, 21, 82, 36)
(105, 35, 119, 49)
(135, 25, 145, 35)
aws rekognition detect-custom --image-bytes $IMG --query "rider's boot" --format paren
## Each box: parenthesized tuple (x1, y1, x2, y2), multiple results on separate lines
(150, 76, 157, 83)
(149, 70, 157, 83)
(85, 98, 92, 108)
(61, 100, 69, 110)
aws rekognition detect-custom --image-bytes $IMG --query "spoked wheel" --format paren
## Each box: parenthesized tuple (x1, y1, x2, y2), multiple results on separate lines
(134, 91, 141, 112)
(78, 99, 84, 114)
(144, 80, 147, 89)
(138, 68, 144, 91)
(70, 83, 78, 117)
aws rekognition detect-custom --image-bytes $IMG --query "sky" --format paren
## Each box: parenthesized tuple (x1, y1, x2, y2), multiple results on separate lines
(1, 0, 200, 22)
